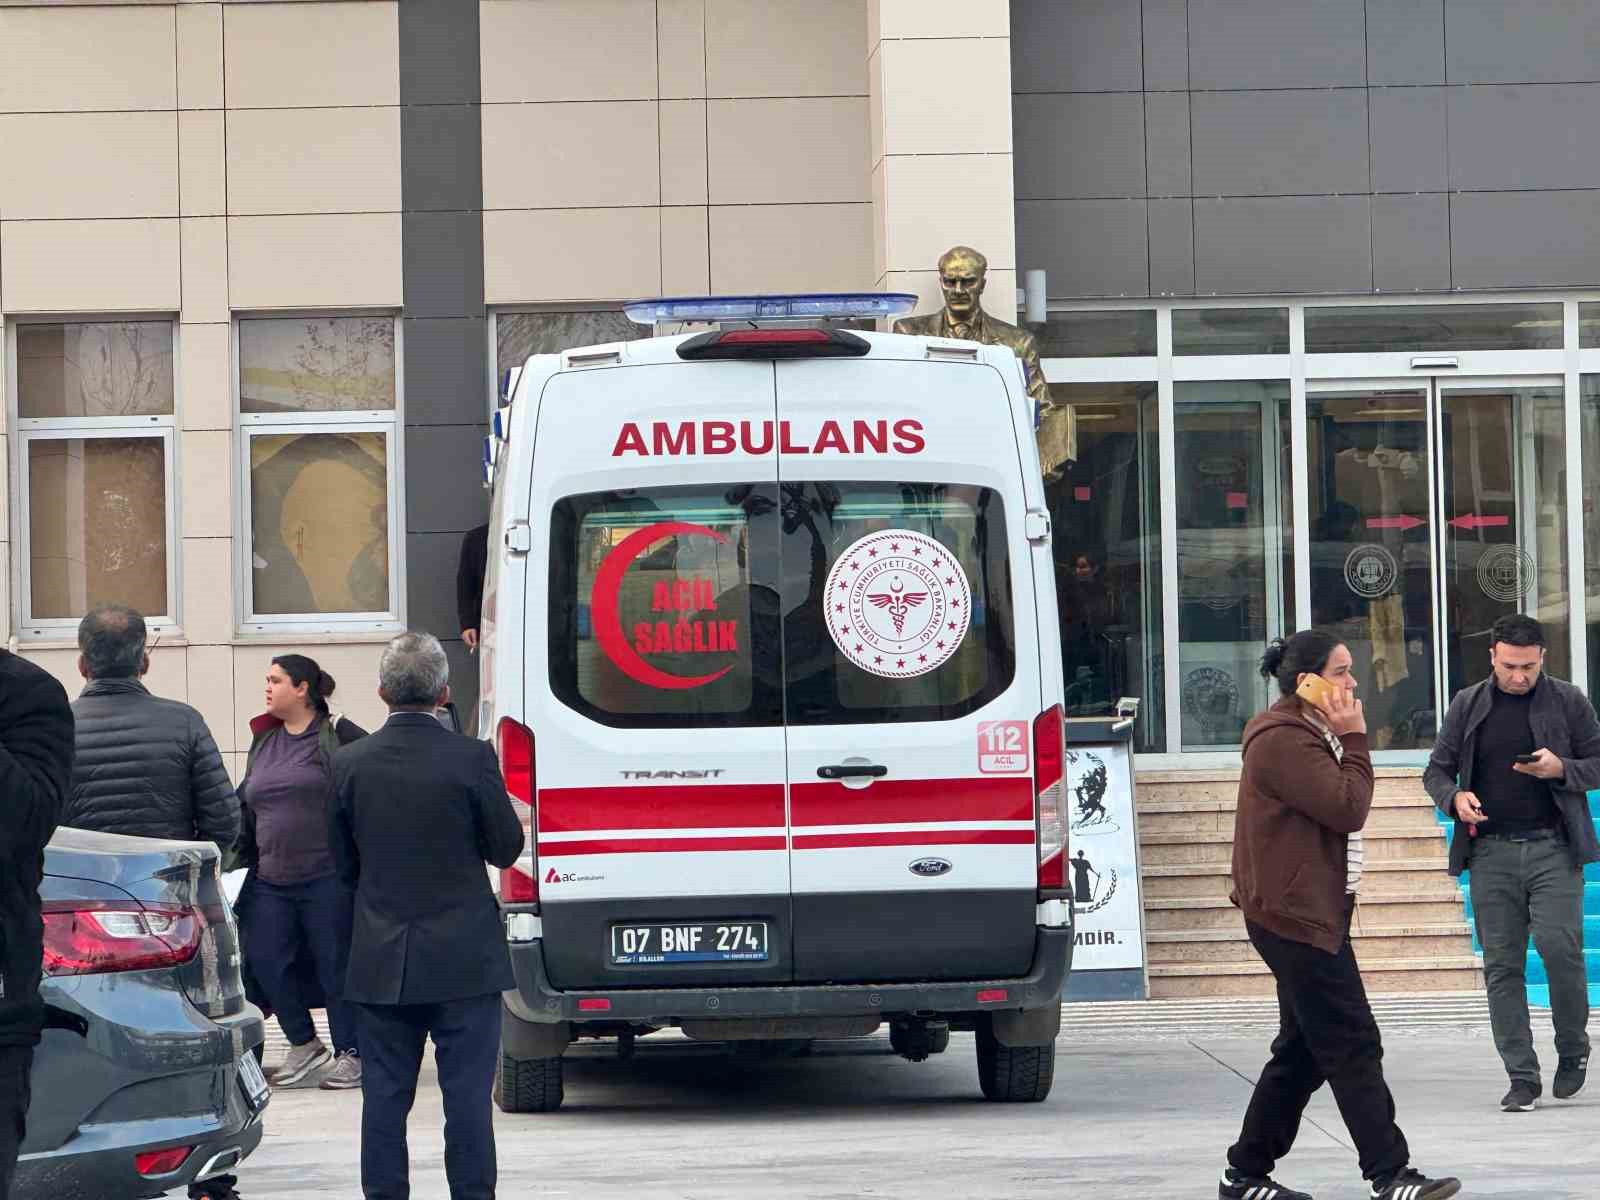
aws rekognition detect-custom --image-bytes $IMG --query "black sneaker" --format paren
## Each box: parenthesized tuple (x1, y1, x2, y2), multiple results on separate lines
(1369, 1168, 1461, 1199)
(1501, 1079, 1541, 1111)
(1219, 1168, 1313, 1199)
(1553, 1054, 1588, 1100)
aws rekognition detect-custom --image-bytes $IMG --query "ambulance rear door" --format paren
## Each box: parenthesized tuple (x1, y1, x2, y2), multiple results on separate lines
(774, 354, 1048, 983)
(528, 357, 791, 989)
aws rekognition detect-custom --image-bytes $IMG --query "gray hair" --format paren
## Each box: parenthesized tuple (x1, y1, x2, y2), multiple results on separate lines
(78, 605, 148, 679)
(378, 631, 450, 707)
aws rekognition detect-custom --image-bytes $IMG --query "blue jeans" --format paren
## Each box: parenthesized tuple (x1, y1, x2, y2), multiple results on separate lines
(244, 874, 358, 1054)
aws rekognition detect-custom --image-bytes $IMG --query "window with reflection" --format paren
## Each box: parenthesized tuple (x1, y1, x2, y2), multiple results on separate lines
(1173, 308, 1289, 356)
(495, 310, 648, 405)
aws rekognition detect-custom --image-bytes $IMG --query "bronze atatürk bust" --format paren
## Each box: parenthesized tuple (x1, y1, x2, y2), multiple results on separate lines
(893, 245, 1075, 478)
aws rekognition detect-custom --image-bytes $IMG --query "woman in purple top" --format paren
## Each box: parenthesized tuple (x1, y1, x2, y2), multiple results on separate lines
(234, 654, 366, 1091)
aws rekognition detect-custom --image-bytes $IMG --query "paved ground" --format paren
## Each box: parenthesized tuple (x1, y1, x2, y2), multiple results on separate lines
(234, 996, 1595, 1199)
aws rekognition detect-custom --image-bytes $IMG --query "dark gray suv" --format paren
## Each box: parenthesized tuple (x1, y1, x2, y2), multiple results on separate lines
(18, 828, 267, 1199)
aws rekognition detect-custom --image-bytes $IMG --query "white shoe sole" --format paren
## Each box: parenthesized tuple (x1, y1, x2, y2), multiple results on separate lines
(274, 1047, 332, 1088)
(1501, 1098, 1539, 1111)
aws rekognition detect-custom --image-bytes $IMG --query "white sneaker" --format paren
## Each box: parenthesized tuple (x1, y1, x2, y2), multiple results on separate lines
(319, 1050, 362, 1090)
(275, 1037, 332, 1088)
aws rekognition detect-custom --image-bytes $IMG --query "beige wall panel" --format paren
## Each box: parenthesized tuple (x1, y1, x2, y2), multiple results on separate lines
(186, 642, 237, 752)
(660, 100, 708, 206)
(0, 6, 175, 112)
(224, 1, 399, 109)
(868, 46, 884, 169)
(228, 213, 403, 309)
(180, 110, 227, 217)
(483, 208, 661, 303)
(181, 217, 230, 324)
(1, 219, 180, 313)
(879, 38, 1011, 156)
(481, 102, 658, 211)
(657, 0, 706, 99)
(709, 203, 873, 294)
(19, 649, 78, 700)
(231, 641, 389, 734)
(226, 107, 402, 216)
(874, 0, 1009, 39)
(177, 2, 224, 109)
(880, 152, 1014, 274)
(181, 430, 232, 539)
(871, 157, 887, 281)
(708, 98, 870, 205)
(706, 0, 866, 98)
(144, 646, 190, 705)
(180, 322, 233, 432)
(181, 535, 234, 647)
(0, 113, 178, 220)
(480, 0, 656, 103)
(661, 206, 710, 295)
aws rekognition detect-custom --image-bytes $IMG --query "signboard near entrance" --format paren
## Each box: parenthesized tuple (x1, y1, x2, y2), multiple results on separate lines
(1062, 718, 1148, 997)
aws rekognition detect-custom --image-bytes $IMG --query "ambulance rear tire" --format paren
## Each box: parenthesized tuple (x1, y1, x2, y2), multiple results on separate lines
(495, 1052, 564, 1113)
(974, 1020, 1055, 1103)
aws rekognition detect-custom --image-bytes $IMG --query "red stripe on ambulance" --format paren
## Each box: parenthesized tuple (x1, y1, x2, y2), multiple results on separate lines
(538, 784, 785, 833)
(791, 829, 1034, 850)
(790, 777, 1033, 827)
(541, 835, 788, 857)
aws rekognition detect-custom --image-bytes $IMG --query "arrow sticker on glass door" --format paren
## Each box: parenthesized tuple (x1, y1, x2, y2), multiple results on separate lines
(1448, 514, 1510, 530)
(1366, 515, 1426, 530)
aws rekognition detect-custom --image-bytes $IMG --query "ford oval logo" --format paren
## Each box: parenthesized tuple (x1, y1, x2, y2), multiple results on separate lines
(909, 857, 953, 878)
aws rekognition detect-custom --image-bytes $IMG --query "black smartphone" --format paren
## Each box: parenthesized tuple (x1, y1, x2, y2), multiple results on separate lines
(1514, 753, 1538, 764)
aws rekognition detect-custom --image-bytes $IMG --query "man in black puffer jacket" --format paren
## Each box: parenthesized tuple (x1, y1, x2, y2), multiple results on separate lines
(62, 605, 239, 852)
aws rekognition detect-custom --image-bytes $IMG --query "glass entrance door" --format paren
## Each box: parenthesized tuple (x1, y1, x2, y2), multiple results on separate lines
(1305, 379, 1569, 754)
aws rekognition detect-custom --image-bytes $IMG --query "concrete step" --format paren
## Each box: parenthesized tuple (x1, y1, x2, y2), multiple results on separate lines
(1147, 925, 1475, 963)
(1136, 769, 1427, 808)
(1138, 832, 1447, 867)
(1145, 892, 1469, 933)
(1148, 957, 1485, 999)
(1137, 805, 1442, 836)
(1140, 860, 1454, 900)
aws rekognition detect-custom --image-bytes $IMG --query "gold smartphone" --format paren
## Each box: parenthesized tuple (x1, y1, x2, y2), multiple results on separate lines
(1295, 672, 1336, 710)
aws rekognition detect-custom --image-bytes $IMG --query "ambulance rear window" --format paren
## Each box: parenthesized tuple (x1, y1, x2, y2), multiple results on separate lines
(547, 484, 783, 727)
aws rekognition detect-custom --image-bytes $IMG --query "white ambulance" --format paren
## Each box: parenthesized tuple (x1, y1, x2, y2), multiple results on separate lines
(480, 293, 1073, 1112)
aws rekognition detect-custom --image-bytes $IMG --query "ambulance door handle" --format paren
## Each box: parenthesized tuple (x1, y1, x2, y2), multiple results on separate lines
(817, 763, 888, 780)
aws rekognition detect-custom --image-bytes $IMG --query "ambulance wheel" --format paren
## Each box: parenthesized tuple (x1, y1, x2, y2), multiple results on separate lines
(494, 1051, 564, 1113)
(975, 1020, 1055, 1102)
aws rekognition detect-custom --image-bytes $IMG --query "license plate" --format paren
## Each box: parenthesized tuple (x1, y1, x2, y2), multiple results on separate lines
(238, 1051, 270, 1110)
(610, 921, 769, 965)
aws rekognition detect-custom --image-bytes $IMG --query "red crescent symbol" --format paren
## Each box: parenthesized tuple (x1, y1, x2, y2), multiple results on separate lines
(591, 521, 734, 691)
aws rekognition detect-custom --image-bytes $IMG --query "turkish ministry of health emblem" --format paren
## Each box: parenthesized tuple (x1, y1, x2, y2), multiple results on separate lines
(825, 529, 971, 679)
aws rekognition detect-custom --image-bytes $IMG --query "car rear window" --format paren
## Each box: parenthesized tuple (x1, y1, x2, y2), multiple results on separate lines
(548, 481, 1015, 728)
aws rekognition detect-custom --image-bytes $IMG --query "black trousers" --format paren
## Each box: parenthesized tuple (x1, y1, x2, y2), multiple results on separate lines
(355, 994, 501, 1200)
(1228, 909, 1410, 1183)
(244, 875, 358, 1053)
(0, 1046, 32, 1200)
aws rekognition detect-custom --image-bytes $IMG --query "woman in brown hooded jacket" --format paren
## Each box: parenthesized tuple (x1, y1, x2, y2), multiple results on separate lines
(1219, 630, 1460, 1200)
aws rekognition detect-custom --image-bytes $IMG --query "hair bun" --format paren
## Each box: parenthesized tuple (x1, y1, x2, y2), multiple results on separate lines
(1258, 638, 1288, 681)
(318, 670, 337, 699)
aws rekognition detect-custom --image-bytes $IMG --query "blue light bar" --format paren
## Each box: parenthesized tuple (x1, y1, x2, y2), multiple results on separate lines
(624, 293, 919, 325)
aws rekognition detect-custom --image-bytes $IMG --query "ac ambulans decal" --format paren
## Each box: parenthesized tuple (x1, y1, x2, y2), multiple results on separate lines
(590, 521, 739, 690)
(611, 419, 925, 458)
(824, 530, 970, 679)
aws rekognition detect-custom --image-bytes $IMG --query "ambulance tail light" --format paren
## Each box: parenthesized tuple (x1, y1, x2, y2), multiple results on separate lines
(676, 326, 870, 361)
(496, 717, 538, 905)
(1034, 704, 1067, 893)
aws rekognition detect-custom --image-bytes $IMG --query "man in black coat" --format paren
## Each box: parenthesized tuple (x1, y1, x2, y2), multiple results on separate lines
(0, 649, 74, 1198)
(330, 632, 524, 1200)
(62, 605, 239, 850)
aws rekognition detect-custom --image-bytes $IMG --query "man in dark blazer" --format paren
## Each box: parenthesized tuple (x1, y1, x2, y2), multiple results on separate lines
(330, 632, 524, 1200)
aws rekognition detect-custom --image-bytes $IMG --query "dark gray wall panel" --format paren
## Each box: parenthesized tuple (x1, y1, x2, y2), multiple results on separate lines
(402, 105, 484, 212)
(407, 530, 474, 639)
(1144, 92, 1191, 197)
(1010, 0, 1142, 92)
(1141, 0, 1188, 90)
(1446, 0, 1600, 84)
(1148, 198, 1195, 295)
(1366, 0, 1446, 84)
(1372, 194, 1450, 291)
(1191, 90, 1369, 197)
(406, 425, 493, 534)
(1448, 84, 1600, 191)
(1452, 190, 1600, 287)
(403, 211, 487, 321)
(1370, 87, 1447, 192)
(1017, 200, 1149, 297)
(1013, 93, 1146, 199)
(1193, 197, 1371, 294)
(1187, 0, 1366, 89)
(404, 317, 488, 426)
(399, 0, 481, 105)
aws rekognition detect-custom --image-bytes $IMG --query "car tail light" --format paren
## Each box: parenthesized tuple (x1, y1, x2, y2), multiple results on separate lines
(676, 326, 870, 360)
(1034, 705, 1067, 892)
(577, 997, 612, 1012)
(496, 716, 538, 904)
(42, 902, 202, 976)
(135, 1146, 194, 1176)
